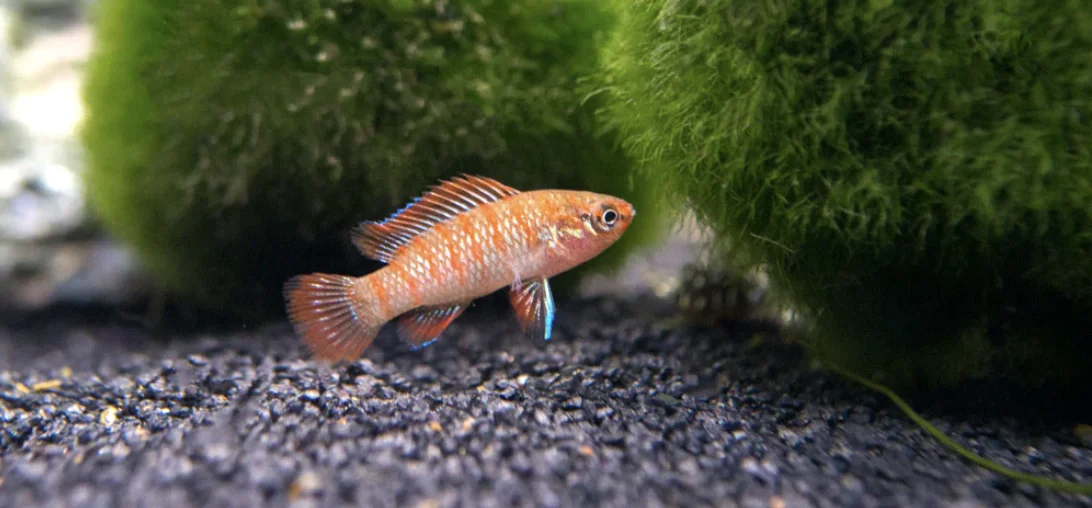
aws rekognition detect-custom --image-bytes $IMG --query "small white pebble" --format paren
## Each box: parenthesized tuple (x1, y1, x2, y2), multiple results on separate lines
(740, 457, 761, 475)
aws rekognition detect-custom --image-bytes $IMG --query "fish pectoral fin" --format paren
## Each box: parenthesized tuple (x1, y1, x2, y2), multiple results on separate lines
(508, 263, 523, 290)
(508, 277, 555, 342)
(396, 302, 471, 349)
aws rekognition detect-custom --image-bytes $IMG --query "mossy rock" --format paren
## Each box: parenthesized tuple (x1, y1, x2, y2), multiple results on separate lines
(599, 0, 1092, 394)
(81, 0, 663, 320)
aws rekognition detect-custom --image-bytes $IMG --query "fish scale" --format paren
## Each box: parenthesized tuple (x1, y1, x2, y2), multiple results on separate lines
(283, 174, 636, 362)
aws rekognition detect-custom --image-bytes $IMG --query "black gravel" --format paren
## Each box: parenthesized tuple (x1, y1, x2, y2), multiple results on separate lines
(0, 295, 1090, 507)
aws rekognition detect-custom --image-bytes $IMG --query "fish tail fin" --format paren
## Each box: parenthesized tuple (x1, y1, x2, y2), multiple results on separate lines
(283, 273, 382, 362)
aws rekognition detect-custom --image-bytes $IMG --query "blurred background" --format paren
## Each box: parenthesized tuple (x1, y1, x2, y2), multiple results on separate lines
(0, 0, 157, 316)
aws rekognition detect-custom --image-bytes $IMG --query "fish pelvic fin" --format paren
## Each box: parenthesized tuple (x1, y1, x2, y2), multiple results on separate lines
(284, 273, 381, 362)
(350, 174, 521, 262)
(509, 277, 556, 343)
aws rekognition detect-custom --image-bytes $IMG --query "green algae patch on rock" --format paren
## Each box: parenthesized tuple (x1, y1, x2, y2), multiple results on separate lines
(81, 0, 663, 319)
(599, 0, 1092, 393)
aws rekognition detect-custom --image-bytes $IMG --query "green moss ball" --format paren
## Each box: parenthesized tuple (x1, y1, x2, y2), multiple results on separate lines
(600, 0, 1092, 392)
(81, 0, 663, 318)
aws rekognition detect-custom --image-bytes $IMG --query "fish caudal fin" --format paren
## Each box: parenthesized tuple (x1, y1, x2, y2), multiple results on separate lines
(284, 273, 380, 362)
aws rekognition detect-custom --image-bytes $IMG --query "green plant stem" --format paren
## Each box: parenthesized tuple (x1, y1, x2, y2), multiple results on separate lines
(826, 363, 1092, 495)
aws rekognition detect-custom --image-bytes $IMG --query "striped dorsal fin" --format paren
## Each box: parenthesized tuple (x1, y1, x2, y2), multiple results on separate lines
(350, 174, 521, 263)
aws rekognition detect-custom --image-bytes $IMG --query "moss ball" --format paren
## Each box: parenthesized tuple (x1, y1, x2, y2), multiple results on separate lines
(600, 0, 1092, 393)
(81, 0, 662, 319)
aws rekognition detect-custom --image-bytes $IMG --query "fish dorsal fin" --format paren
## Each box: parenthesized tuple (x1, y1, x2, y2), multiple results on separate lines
(351, 174, 521, 262)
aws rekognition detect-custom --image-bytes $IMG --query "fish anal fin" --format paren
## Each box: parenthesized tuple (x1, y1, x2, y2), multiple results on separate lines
(508, 277, 555, 343)
(351, 175, 521, 262)
(396, 301, 471, 349)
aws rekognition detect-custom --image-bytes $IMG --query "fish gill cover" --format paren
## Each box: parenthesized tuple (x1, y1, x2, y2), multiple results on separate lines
(598, 0, 1092, 395)
(80, 0, 663, 319)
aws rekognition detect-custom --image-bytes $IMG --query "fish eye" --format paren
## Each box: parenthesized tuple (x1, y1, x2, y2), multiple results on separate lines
(601, 208, 618, 226)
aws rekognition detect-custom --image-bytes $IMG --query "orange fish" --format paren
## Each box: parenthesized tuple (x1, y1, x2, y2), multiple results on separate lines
(283, 174, 636, 362)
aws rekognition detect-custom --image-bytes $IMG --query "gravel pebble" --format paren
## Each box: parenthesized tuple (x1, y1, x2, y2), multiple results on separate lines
(0, 295, 1089, 507)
